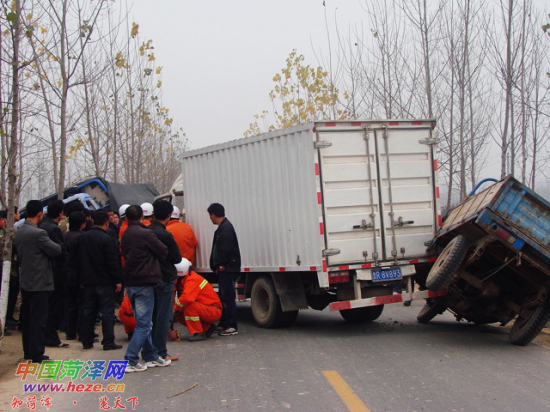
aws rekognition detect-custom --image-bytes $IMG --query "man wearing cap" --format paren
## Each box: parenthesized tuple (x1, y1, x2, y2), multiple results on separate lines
(140, 202, 153, 226)
(117, 204, 130, 243)
(117, 204, 130, 268)
(166, 206, 198, 265)
(174, 258, 222, 341)
(148, 200, 181, 361)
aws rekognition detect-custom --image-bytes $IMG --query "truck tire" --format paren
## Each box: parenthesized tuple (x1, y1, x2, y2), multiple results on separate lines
(340, 305, 384, 323)
(426, 235, 470, 291)
(416, 298, 447, 324)
(279, 310, 299, 327)
(251, 276, 283, 328)
(509, 297, 550, 346)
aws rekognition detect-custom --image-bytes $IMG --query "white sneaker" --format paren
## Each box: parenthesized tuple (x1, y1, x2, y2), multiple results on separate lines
(218, 327, 238, 336)
(145, 358, 171, 368)
(125, 363, 147, 373)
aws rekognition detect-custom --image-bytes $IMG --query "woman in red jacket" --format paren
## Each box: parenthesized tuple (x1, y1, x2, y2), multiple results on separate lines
(174, 259, 222, 342)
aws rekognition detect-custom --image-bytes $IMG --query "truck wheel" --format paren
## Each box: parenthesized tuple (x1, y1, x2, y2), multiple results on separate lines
(416, 298, 447, 324)
(509, 297, 550, 346)
(279, 310, 299, 327)
(340, 305, 384, 323)
(251, 276, 283, 328)
(426, 235, 470, 291)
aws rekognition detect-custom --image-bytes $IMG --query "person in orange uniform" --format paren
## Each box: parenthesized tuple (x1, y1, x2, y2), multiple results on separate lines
(140, 203, 153, 226)
(166, 206, 198, 265)
(118, 293, 136, 340)
(174, 259, 221, 342)
(117, 204, 130, 267)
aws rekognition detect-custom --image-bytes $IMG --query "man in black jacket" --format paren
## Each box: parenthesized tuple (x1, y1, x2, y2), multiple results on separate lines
(121, 205, 170, 372)
(78, 211, 122, 350)
(63, 211, 87, 341)
(39, 200, 68, 348)
(208, 203, 241, 336)
(149, 200, 181, 360)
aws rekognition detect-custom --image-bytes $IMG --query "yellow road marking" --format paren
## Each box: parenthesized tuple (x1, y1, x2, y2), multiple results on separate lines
(322, 371, 371, 412)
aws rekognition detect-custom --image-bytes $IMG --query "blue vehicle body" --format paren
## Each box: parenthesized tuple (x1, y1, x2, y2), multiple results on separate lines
(20, 176, 159, 219)
(422, 175, 550, 345)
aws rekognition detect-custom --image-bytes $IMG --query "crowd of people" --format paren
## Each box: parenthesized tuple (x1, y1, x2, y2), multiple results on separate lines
(0, 198, 241, 374)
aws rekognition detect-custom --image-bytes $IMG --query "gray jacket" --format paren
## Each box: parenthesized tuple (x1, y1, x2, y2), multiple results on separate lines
(14, 220, 63, 292)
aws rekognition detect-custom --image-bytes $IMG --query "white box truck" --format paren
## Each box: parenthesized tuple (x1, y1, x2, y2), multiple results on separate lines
(182, 120, 445, 327)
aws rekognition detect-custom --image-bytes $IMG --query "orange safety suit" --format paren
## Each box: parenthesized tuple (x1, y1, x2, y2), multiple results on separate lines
(166, 220, 198, 266)
(174, 271, 222, 334)
(118, 294, 136, 335)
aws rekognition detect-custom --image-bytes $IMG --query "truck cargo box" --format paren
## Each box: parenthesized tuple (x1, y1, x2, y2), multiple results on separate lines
(182, 120, 439, 288)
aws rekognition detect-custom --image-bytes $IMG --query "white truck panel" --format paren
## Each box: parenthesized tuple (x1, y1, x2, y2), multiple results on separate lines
(181, 120, 437, 275)
(182, 125, 322, 272)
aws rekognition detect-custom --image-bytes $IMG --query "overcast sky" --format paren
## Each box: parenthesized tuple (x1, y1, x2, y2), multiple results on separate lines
(126, 1, 367, 150)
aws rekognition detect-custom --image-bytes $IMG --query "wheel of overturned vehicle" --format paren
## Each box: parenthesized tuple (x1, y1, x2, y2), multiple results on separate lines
(340, 305, 384, 323)
(426, 235, 470, 292)
(416, 298, 447, 324)
(509, 297, 550, 346)
(251, 276, 284, 328)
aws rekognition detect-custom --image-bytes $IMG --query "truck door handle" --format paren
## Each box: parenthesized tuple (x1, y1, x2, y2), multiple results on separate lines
(353, 219, 372, 230)
(395, 217, 414, 227)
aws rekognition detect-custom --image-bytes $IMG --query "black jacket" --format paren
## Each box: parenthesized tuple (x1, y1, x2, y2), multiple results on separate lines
(121, 221, 168, 286)
(78, 227, 122, 287)
(210, 218, 241, 272)
(148, 220, 181, 283)
(64, 230, 82, 287)
(39, 218, 67, 282)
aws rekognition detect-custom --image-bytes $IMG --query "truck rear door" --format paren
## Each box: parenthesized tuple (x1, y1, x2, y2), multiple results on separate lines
(316, 121, 438, 267)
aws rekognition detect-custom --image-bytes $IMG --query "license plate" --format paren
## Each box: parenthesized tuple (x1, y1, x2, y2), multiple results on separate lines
(371, 267, 402, 282)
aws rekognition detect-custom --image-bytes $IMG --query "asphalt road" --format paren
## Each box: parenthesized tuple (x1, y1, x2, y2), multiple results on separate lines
(5, 301, 550, 412)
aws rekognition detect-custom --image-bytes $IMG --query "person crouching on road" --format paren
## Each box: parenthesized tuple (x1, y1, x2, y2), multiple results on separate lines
(174, 259, 222, 342)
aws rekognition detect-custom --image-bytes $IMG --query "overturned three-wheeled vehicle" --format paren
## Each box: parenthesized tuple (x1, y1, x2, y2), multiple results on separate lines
(417, 176, 550, 346)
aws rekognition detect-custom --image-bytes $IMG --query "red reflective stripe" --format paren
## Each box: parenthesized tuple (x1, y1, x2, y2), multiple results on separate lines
(436, 187, 440, 199)
(438, 215, 443, 227)
(325, 122, 336, 127)
(323, 260, 327, 272)
(315, 163, 320, 176)
(236, 284, 244, 288)
(361, 263, 372, 269)
(389, 122, 399, 126)
(329, 275, 349, 284)
(317, 192, 322, 204)
(244, 268, 250, 272)
(319, 222, 324, 235)
(351, 122, 362, 126)
(411, 121, 422, 125)
(434, 159, 438, 171)
(428, 257, 437, 262)
(310, 266, 317, 271)
(331, 301, 352, 311)
(427, 289, 447, 298)
(373, 295, 402, 305)
(279, 267, 286, 272)
(338, 265, 349, 270)
(409, 259, 419, 264)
